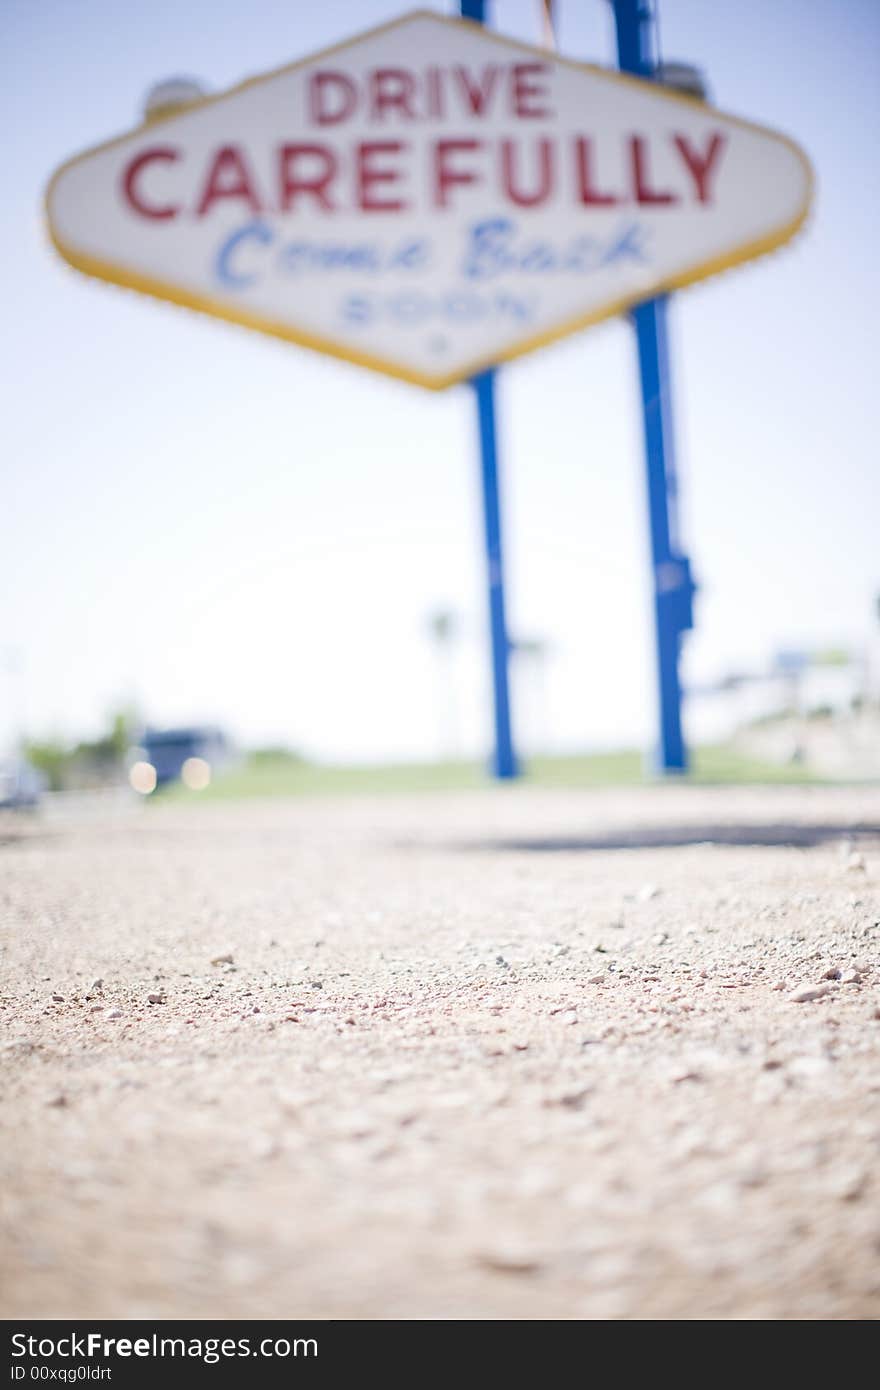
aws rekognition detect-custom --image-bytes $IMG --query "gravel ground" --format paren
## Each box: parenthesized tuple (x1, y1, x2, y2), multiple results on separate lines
(1, 783, 879, 1320)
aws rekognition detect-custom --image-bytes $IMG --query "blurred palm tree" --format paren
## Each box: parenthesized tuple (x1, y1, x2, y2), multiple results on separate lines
(513, 636, 552, 756)
(426, 609, 461, 760)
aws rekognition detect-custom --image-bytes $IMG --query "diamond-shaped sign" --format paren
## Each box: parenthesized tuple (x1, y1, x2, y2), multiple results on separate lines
(46, 9, 812, 389)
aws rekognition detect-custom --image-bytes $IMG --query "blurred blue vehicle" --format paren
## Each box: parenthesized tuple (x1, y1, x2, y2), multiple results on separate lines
(129, 726, 230, 793)
(0, 758, 46, 808)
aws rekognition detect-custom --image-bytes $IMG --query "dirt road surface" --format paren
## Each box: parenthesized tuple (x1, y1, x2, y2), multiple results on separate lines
(2, 784, 879, 1320)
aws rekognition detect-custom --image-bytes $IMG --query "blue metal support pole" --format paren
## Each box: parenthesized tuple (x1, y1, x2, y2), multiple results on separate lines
(461, 0, 518, 780)
(611, 0, 694, 773)
(473, 369, 518, 779)
(459, 0, 488, 24)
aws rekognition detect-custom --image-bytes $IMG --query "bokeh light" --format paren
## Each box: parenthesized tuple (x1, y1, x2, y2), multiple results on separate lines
(129, 761, 157, 795)
(181, 756, 211, 790)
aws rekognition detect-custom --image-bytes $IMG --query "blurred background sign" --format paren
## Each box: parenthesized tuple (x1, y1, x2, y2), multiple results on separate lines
(45, 8, 811, 391)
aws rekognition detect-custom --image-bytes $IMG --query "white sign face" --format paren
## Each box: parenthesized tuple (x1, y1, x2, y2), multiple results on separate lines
(46, 10, 812, 390)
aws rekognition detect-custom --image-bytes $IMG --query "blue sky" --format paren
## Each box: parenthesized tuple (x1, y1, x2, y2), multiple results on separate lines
(2, 0, 878, 763)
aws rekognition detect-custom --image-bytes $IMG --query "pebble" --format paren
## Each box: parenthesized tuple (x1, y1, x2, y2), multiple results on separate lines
(789, 985, 830, 1003)
(550, 1086, 592, 1110)
(825, 1167, 869, 1202)
(822, 967, 841, 980)
(46, 1092, 67, 1108)
(846, 853, 866, 873)
(788, 1055, 832, 1078)
(147, 994, 165, 1005)
(587, 973, 606, 985)
(652, 932, 669, 946)
(211, 953, 234, 965)
(106, 1009, 123, 1019)
(474, 1245, 543, 1275)
(52, 995, 64, 1003)
(840, 969, 862, 985)
(248, 1134, 279, 1161)
(334, 1109, 374, 1139)
(89, 978, 104, 992)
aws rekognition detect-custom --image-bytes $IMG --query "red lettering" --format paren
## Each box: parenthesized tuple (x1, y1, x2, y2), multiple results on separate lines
(425, 66, 444, 119)
(122, 147, 180, 220)
(278, 144, 337, 212)
(370, 69, 416, 121)
(433, 139, 482, 208)
(309, 71, 357, 126)
(454, 65, 500, 116)
(575, 137, 620, 206)
(501, 138, 553, 207)
(196, 146, 262, 217)
(631, 136, 678, 205)
(357, 141, 406, 212)
(512, 63, 552, 119)
(673, 131, 725, 203)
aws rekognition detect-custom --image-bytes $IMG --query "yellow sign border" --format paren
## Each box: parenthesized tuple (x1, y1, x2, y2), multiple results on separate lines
(45, 8, 814, 391)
